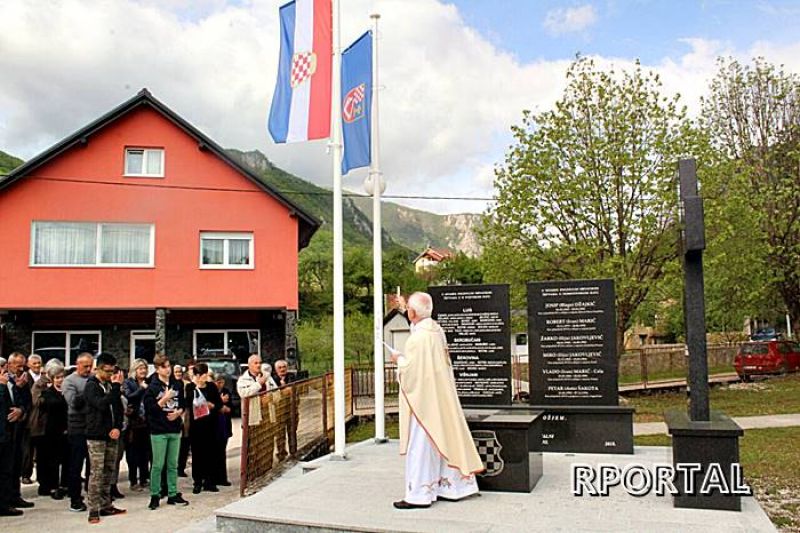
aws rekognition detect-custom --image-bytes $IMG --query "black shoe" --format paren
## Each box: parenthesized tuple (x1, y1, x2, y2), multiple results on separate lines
(100, 506, 126, 516)
(393, 500, 431, 509)
(167, 494, 189, 506)
(50, 489, 65, 501)
(69, 500, 87, 512)
(0, 507, 23, 516)
(192, 484, 202, 494)
(217, 480, 232, 487)
(203, 484, 219, 492)
(21, 477, 33, 485)
(11, 498, 34, 509)
(110, 485, 125, 499)
(177, 471, 188, 478)
(148, 496, 160, 510)
(88, 511, 100, 524)
(38, 486, 50, 496)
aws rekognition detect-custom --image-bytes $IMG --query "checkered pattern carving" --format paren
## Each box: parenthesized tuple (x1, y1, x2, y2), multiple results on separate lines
(472, 430, 504, 477)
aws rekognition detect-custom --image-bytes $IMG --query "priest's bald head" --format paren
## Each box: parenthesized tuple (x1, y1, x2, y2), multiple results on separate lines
(407, 292, 433, 324)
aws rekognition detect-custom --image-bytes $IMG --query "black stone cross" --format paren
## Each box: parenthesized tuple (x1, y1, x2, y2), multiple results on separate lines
(679, 159, 710, 422)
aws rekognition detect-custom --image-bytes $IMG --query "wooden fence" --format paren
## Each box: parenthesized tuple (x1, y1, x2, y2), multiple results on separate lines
(239, 368, 354, 496)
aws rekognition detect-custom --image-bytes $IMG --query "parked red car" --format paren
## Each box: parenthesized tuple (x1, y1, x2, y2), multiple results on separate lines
(734, 341, 800, 381)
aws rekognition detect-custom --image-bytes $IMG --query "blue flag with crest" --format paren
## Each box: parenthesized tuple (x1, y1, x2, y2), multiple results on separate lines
(341, 31, 372, 174)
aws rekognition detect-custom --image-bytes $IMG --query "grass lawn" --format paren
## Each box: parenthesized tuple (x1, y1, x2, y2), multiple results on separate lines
(636, 427, 800, 531)
(347, 417, 399, 442)
(624, 373, 800, 423)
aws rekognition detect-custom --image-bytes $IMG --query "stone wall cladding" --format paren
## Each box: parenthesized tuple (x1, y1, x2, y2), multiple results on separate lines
(0, 310, 294, 371)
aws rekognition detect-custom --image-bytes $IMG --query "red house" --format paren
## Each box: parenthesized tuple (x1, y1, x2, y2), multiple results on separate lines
(0, 89, 319, 369)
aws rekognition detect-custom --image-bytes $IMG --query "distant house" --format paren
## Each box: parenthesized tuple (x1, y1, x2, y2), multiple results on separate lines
(413, 246, 454, 273)
(624, 324, 672, 349)
(0, 89, 319, 369)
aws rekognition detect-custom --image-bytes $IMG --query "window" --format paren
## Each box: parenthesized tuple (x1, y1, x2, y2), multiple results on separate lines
(193, 329, 260, 361)
(31, 222, 154, 267)
(778, 342, 794, 354)
(32, 331, 101, 366)
(200, 232, 254, 269)
(130, 331, 156, 370)
(125, 148, 164, 177)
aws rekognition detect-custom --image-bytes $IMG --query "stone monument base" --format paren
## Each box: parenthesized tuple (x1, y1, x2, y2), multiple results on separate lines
(464, 408, 544, 493)
(665, 409, 745, 511)
(508, 405, 634, 454)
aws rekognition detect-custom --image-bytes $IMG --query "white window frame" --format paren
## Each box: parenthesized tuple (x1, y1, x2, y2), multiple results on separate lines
(192, 329, 261, 357)
(199, 231, 255, 270)
(124, 147, 165, 178)
(31, 330, 102, 367)
(30, 221, 156, 268)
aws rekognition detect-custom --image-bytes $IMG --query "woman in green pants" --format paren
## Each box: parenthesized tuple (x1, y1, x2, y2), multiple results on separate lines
(143, 354, 189, 510)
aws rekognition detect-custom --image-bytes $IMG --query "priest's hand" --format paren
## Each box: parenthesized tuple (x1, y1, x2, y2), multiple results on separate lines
(389, 349, 401, 364)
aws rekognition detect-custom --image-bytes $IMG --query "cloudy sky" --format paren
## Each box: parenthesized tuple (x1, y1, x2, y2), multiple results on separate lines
(3, 0, 800, 214)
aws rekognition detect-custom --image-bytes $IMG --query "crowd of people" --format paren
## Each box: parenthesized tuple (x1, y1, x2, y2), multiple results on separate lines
(0, 350, 293, 525)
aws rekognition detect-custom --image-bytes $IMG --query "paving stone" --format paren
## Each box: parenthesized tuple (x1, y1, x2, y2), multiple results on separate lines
(215, 440, 776, 532)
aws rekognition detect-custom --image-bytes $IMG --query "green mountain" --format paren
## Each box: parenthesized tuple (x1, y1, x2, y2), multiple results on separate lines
(227, 148, 399, 249)
(230, 149, 483, 256)
(350, 196, 484, 257)
(0, 150, 23, 174)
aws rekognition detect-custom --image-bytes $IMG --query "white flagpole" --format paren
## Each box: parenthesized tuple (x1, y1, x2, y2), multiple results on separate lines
(370, 12, 387, 444)
(331, 0, 347, 459)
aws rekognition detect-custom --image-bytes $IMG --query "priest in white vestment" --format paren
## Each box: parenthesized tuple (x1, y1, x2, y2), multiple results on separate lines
(390, 292, 484, 509)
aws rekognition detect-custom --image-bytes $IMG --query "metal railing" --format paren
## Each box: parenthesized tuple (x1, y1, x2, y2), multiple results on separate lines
(618, 343, 738, 387)
(239, 367, 354, 496)
(347, 344, 740, 409)
(351, 363, 399, 412)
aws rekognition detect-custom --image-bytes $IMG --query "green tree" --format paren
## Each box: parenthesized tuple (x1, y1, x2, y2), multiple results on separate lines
(297, 311, 376, 375)
(381, 248, 427, 295)
(483, 57, 709, 356)
(435, 252, 484, 285)
(701, 57, 800, 335)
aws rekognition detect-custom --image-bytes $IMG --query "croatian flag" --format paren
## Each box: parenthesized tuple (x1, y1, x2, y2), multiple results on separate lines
(268, 0, 332, 143)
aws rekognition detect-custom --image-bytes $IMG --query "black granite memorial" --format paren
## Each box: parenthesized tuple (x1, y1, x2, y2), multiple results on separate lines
(464, 408, 544, 493)
(430, 284, 512, 406)
(664, 159, 745, 511)
(526, 279, 634, 454)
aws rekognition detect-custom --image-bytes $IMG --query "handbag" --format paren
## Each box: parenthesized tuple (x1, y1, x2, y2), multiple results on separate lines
(192, 388, 210, 420)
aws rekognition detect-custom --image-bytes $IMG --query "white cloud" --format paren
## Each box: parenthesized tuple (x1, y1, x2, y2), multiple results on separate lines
(543, 4, 598, 36)
(2, 2, 800, 216)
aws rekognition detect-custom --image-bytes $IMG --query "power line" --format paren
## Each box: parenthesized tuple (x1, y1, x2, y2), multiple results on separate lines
(0, 174, 495, 201)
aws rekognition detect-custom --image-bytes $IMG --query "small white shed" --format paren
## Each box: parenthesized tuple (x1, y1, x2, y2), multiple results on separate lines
(383, 308, 411, 362)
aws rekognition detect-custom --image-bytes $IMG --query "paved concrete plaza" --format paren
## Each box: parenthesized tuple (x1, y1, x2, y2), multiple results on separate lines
(215, 440, 775, 533)
(6, 422, 245, 533)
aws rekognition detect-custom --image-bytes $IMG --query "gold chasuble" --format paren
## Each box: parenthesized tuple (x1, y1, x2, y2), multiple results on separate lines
(398, 317, 484, 476)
